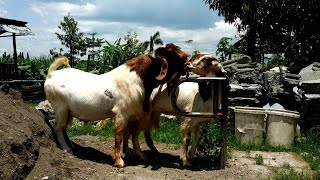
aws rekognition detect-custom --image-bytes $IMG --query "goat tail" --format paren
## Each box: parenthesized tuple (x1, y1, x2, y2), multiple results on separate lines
(47, 56, 71, 77)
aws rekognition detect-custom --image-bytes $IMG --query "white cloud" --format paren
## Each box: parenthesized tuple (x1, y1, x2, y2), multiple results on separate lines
(31, 1, 96, 17)
(0, 0, 239, 57)
(0, 9, 8, 16)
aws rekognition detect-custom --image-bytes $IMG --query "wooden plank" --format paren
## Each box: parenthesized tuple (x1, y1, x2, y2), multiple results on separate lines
(0, 64, 16, 80)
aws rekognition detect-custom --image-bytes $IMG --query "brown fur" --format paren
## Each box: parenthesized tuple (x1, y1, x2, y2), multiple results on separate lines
(122, 44, 190, 157)
(126, 44, 190, 112)
(126, 55, 153, 79)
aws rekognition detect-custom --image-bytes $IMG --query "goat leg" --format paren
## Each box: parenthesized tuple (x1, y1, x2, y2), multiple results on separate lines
(144, 130, 159, 154)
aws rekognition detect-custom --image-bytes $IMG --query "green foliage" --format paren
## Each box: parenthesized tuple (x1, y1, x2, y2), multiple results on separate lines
(18, 55, 51, 80)
(196, 121, 220, 159)
(205, 0, 320, 71)
(216, 37, 236, 61)
(0, 54, 52, 80)
(143, 31, 163, 53)
(55, 13, 86, 66)
(255, 154, 263, 165)
(96, 31, 147, 73)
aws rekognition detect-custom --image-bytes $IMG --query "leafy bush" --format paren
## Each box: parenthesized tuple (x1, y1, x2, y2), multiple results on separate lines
(195, 121, 220, 160)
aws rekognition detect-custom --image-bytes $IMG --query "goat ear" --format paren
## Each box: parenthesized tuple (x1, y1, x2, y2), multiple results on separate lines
(155, 55, 168, 80)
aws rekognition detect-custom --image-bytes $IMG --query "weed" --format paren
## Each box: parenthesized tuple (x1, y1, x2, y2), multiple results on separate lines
(255, 154, 263, 165)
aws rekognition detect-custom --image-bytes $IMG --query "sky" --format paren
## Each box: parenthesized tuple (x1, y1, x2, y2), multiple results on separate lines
(0, 0, 238, 57)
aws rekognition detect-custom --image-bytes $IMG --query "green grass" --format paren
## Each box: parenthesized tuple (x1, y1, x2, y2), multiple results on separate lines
(67, 120, 114, 139)
(149, 117, 182, 145)
(67, 117, 183, 144)
(25, 101, 40, 108)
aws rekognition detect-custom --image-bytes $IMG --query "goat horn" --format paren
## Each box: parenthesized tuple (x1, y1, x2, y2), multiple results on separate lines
(155, 56, 168, 80)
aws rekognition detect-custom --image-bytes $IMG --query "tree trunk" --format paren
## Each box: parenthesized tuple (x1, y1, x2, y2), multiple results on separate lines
(247, 24, 256, 63)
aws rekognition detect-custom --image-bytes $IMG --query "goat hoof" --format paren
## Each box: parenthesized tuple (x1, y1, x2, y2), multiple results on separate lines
(114, 159, 125, 168)
(181, 158, 192, 167)
(61, 148, 73, 154)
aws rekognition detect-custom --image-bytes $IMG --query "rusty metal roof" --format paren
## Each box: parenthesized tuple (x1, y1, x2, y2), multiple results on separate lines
(0, 17, 33, 36)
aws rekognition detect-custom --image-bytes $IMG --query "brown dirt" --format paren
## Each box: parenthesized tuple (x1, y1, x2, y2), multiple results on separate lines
(0, 88, 311, 180)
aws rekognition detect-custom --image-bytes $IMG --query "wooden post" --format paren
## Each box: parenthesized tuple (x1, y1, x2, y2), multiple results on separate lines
(12, 33, 18, 79)
(219, 81, 229, 169)
(87, 54, 91, 72)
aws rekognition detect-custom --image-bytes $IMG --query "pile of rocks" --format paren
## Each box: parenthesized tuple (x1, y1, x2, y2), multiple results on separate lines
(295, 62, 320, 129)
(263, 67, 301, 110)
(295, 81, 320, 130)
(222, 55, 265, 107)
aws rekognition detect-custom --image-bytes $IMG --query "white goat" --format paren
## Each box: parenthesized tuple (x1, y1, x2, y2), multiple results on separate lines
(44, 44, 190, 168)
(124, 53, 227, 167)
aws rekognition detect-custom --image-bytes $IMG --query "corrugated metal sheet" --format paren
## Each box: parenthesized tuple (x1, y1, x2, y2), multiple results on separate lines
(0, 24, 33, 35)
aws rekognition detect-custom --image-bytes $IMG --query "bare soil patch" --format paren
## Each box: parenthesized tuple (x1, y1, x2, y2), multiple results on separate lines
(0, 89, 312, 180)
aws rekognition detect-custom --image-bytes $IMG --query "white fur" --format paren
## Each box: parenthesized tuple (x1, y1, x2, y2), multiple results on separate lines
(45, 64, 146, 167)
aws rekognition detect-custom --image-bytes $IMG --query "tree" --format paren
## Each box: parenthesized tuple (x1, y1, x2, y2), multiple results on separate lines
(216, 37, 235, 61)
(204, 0, 320, 71)
(123, 30, 147, 59)
(85, 32, 104, 58)
(55, 13, 86, 67)
(84, 32, 104, 71)
(143, 31, 164, 53)
(96, 31, 147, 73)
(204, 0, 259, 62)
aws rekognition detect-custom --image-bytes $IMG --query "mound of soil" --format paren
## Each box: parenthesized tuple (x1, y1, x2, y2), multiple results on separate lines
(0, 86, 57, 179)
(1, 86, 310, 180)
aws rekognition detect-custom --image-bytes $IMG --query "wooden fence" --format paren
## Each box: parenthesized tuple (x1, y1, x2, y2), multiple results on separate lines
(0, 80, 45, 101)
(0, 63, 17, 80)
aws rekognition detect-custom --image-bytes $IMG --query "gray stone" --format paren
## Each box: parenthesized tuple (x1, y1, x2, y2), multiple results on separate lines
(299, 63, 320, 81)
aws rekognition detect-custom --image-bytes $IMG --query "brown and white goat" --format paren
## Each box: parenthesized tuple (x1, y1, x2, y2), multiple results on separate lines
(124, 53, 227, 167)
(44, 43, 190, 168)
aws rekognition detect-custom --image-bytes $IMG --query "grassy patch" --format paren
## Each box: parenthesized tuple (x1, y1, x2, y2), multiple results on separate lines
(67, 120, 114, 139)
(229, 130, 320, 179)
(150, 117, 182, 145)
(270, 167, 316, 180)
(67, 117, 183, 144)
(25, 101, 41, 108)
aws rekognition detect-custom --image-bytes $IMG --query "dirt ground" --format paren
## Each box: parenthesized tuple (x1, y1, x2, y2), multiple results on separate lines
(0, 88, 312, 180)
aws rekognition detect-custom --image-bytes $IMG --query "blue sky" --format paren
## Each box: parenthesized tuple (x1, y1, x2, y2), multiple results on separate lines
(0, 0, 238, 57)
